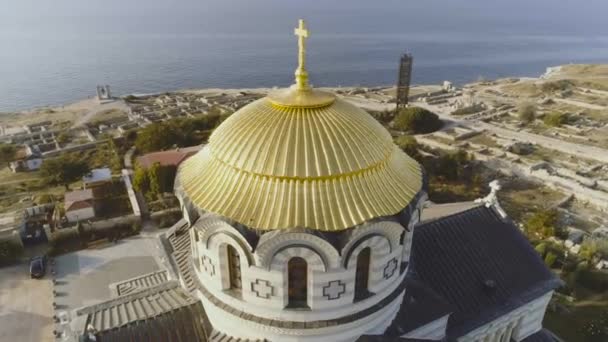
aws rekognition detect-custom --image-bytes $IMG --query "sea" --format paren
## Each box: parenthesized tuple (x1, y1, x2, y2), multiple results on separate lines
(2, 0, 608, 112)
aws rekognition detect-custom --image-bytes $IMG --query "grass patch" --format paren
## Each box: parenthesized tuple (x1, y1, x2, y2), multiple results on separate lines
(545, 300, 608, 342)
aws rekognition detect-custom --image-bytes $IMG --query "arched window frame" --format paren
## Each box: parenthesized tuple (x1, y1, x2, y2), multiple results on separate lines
(287, 257, 309, 309)
(226, 244, 242, 292)
(269, 246, 325, 309)
(354, 247, 372, 301)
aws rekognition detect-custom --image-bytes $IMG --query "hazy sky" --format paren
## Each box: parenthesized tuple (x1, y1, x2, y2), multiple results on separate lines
(3, 0, 608, 36)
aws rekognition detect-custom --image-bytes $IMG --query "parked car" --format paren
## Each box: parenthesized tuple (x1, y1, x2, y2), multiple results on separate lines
(29, 255, 47, 278)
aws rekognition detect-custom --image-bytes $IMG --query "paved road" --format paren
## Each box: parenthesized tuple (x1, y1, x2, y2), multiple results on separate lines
(0, 263, 54, 342)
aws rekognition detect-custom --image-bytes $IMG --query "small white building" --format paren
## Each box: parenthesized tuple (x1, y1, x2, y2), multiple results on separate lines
(64, 189, 96, 223)
(83, 168, 112, 189)
(9, 145, 42, 173)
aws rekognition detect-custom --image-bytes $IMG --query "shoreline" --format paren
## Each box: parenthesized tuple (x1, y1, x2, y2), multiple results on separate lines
(0, 63, 602, 124)
(0, 64, 565, 115)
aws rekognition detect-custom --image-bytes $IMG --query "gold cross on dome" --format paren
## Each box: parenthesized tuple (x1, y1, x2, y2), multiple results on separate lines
(294, 19, 310, 90)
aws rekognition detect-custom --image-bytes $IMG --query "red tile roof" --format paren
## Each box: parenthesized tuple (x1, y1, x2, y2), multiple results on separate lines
(137, 146, 202, 169)
(65, 189, 94, 211)
(66, 200, 93, 211)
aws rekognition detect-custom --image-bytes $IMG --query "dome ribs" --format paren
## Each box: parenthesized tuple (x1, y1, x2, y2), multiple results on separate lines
(177, 95, 423, 231)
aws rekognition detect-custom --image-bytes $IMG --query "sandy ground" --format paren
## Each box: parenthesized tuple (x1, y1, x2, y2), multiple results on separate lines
(0, 262, 54, 342)
(0, 97, 128, 129)
(69, 99, 129, 128)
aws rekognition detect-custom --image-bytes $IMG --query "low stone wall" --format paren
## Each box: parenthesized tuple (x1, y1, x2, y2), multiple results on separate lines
(415, 138, 608, 211)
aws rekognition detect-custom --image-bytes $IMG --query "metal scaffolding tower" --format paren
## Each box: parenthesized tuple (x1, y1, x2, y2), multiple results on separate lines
(395, 53, 413, 111)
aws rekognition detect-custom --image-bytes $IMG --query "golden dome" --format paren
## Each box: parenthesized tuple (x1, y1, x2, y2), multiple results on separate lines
(176, 20, 423, 231)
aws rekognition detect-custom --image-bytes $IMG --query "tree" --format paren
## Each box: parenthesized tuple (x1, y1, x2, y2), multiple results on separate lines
(524, 209, 564, 240)
(427, 149, 472, 182)
(393, 107, 442, 134)
(134, 115, 222, 153)
(132, 167, 150, 193)
(147, 163, 162, 196)
(544, 252, 558, 268)
(518, 103, 536, 124)
(394, 135, 422, 162)
(36, 194, 56, 204)
(135, 123, 180, 153)
(0, 143, 16, 165)
(133, 163, 177, 200)
(39, 154, 90, 189)
(543, 112, 569, 127)
(0, 241, 23, 265)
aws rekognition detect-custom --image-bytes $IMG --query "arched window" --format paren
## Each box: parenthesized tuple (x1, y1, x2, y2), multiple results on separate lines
(354, 247, 371, 301)
(287, 257, 308, 308)
(227, 245, 242, 291)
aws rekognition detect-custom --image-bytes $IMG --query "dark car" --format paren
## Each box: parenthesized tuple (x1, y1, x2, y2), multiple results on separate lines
(29, 255, 47, 278)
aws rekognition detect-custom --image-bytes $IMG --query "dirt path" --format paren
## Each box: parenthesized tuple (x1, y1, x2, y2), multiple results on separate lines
(412, 100, 608, 164)
(554, 98, 606, 111)
(70, 99, 128, 128)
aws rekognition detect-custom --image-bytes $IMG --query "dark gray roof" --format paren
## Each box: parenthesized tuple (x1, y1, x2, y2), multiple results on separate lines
(384, 278, 451, 336)
(76, 281, 211, 341)
(77, 282, 196, 331)
(357, 336, 437, 342)
(409, 205, 562, 338)
(92, 302, 209, 342)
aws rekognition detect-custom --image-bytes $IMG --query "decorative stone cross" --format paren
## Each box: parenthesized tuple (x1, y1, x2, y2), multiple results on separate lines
(323, 280, 346, 300)
(201, 255, 215, 276)
(294, 19, 310, 90)
(383, 258, 398, 279)
(475, 180, 508, 219)
(251, 279, 274, 299)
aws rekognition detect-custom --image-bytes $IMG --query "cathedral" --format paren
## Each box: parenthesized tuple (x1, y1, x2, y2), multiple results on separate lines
(75, 20, 561, 342)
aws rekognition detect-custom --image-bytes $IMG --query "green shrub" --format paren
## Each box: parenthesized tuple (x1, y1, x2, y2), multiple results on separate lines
(393, 107, 443, 134)
(131, 221, 142, 234)
(576, 269, 608, 293)
(424, 149, 472, 182)
(0, 241, 23, 265)
(544, 112, 569, 127)
(541, 80, 574, 93)
(0, 143, 16, 164)
(524, 209, 565, 239)
(580, 239, 608, 261)
(544, 252, 558, 268)
(535, 243, 547, 257)
(394, 135, 422, 162)
(518, 103, 536, 124)
(135, 114, 221, 153)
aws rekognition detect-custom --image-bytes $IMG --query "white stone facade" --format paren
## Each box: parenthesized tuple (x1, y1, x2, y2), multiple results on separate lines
(183, 195, 426, 341)
(401, 314, 450, 340)
(65, 207, 95, 223)
(458, 291, 554, 342)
